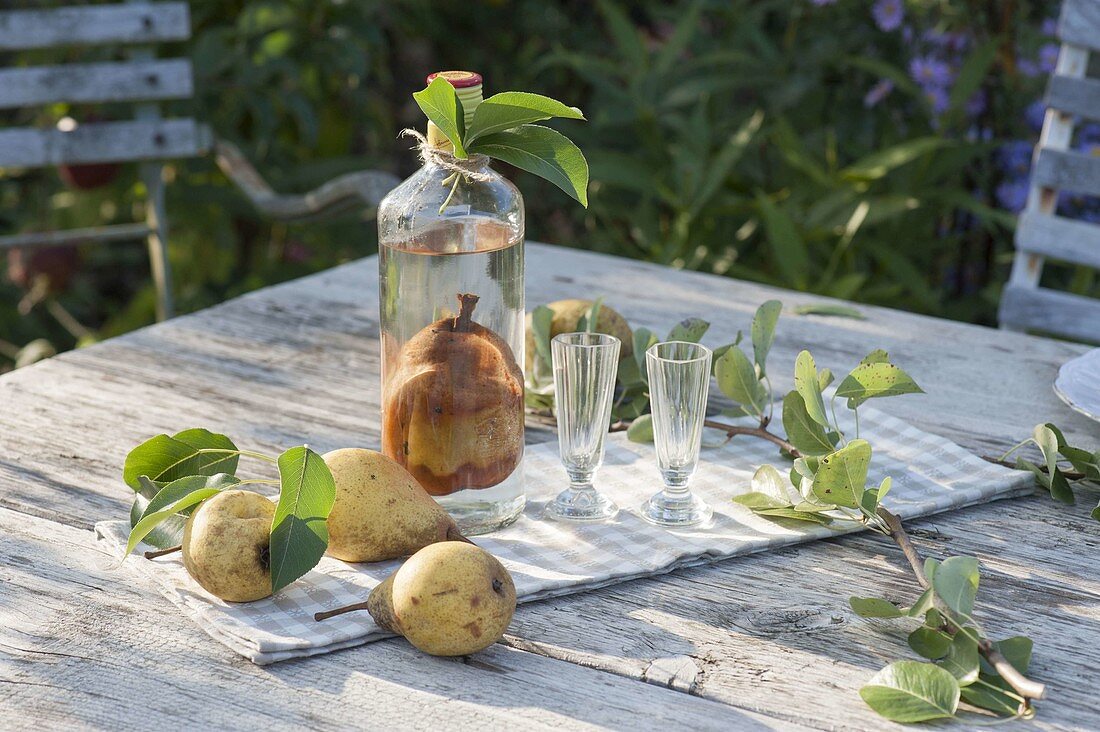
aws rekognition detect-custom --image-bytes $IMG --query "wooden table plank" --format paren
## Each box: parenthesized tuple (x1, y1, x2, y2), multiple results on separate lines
(0, 507, 810, 732)
(1, 243, 1098, 729)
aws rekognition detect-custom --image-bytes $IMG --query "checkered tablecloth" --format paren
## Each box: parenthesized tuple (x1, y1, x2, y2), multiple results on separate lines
(95, 405, 1033, 664)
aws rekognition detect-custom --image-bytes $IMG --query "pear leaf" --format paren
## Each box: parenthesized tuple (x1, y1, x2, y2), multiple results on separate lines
(859, 661, 959, 722)
(794, 351, 830, 427)
(270, 446, 337, 594)
(782, 391, 838, 456)
(467, 124, 589, 206)
(464, 91, 584, 145)
(812, 440, 871, 508)
(835, 362, 923, 409)
(714, 346, 768, 417)
(931, 556, 980, 617)
(750, 300, 782, 376)
(123, 428, 239, 490)
(413, 76, 466, 157)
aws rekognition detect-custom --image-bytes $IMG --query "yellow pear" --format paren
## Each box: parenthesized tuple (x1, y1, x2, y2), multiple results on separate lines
(182, 489, 274, 602)
(315, 541, 516, 657)
(524, 299, 633, 373)
(367, 542, 516, 656)
(323, 447, 465, 563)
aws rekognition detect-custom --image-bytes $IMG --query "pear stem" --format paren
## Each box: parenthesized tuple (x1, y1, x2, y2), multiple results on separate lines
(314, 601, 371, 622)
(453, 293, 479, 332)
(144, 545, 181, 559)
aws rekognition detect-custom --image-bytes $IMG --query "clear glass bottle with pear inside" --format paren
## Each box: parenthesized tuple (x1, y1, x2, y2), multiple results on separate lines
(377, 72, 527, 534)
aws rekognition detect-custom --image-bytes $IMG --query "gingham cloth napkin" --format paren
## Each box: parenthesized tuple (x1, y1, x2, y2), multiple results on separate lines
(95, 404, 1033, 664)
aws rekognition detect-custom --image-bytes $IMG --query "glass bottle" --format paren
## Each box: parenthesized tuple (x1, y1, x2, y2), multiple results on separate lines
(377, 71, 526, 535)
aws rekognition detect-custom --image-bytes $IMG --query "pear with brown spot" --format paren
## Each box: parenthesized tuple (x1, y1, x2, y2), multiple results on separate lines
(323, 447, 466, 563)
(182, 489, 274, 602)
(316, 541, 516, 656)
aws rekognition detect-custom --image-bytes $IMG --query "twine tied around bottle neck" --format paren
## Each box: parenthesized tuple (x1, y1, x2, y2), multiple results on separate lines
(401, 128, 492, 181)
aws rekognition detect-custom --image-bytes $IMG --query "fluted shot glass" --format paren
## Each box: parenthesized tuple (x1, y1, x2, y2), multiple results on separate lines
(640, 341, 713, 527)
(547, 332, 621, 521)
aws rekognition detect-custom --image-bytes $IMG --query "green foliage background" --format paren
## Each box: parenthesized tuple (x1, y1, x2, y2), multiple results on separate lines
(0, 0, 1059, 370)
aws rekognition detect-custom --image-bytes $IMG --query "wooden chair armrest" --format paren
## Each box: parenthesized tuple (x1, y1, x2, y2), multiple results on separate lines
(214, 138, 399, 222)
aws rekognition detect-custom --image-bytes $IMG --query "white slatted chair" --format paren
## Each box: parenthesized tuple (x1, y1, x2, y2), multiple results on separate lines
(0, 2, 206, 321)
(0, 2, 399, 322)
(1000, 0, 1100, 342)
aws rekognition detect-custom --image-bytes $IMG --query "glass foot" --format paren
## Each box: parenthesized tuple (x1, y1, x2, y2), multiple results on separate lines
(640, 490, 712, 527)
(545, 486, 618, 522)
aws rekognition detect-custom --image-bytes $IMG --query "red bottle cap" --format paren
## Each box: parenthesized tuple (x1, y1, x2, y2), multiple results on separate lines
(426, 71, 483, 88)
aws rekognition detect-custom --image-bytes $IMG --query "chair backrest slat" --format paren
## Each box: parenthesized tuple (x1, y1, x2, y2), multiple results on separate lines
(0, 59, 193, 109)
(1016, 211, 1100, 270)
(0, 2, 189, 51)
(1045, 75, 1100, 120)
(0, 119, 210, 168)
(1060, 0, 1100, 52)
(1000, 285, 1100, 343)
(1031, 148, 1100, 198)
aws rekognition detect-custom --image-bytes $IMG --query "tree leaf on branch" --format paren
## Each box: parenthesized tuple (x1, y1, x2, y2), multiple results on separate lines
(859, 661, 960, 723)
(794, 351, 830, 427)
(782, 391, 838, 456)
(860, 349, 890, 365)
(467, 124, 590, 206)
(270, 446, 336, 594)
(715, 346, 768, 418)
(667, 317, 710, 343)
(835, 362, 924, 409)
(1033, 424, 1075, 504)
(909, 626, 953, 659)
(751, 300, 782, 377)
(413, 76, 466, 157)
(939, 631, 980, 686)
(123, 428, 239, 490)
(812, 439, 871, 508)
(464, 91, 584, 145)
(137, 474, 241, 523)
(125, 485, 229, 556)
(931, 555, 980, 617)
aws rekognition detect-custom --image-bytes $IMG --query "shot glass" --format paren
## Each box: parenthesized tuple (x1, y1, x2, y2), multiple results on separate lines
(640, 341, 713, 527)
(546, 332, 621, 521)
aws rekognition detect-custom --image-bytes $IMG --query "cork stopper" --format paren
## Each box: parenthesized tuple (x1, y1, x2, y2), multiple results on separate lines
(426, 71, 484, 150)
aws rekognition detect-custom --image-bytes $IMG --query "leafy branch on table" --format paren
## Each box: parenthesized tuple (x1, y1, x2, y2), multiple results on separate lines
(527, 298, 1100, 723)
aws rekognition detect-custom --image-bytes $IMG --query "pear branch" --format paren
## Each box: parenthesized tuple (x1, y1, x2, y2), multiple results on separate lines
(875, 506, 1047, 706)
(703, 419, 802, 457)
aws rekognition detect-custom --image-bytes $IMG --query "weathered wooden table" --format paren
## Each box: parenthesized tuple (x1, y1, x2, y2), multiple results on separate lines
(2, 244, 1097, 730)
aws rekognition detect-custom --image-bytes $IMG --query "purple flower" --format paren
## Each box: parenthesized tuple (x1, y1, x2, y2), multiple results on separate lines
(924, 86, 950, 115)
(872, 0, 904, 31)
(863, 79, 894, 108)
(1025, 101, 1047, 131)
(965, 89, 986, 118)
(910, 56, 954, 89)
(1079, 124, 1100, 147)
(1017, 58, 1040, 78)
(1042, 18, 1058, 37)
(997, 141, 1034, 175)
(996, 179, 1030, 212)
(1039, 43, 1060, 73)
